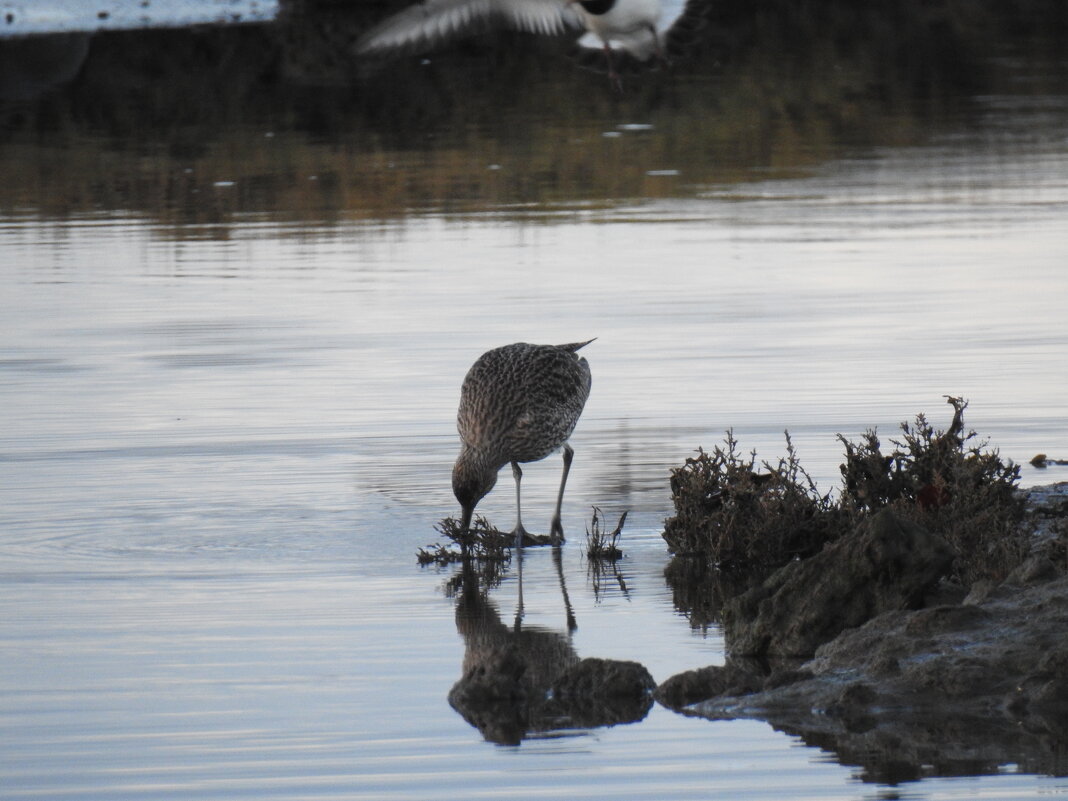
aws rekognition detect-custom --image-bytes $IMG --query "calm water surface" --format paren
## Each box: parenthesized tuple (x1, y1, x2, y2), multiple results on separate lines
(2, 5, 1068, 800)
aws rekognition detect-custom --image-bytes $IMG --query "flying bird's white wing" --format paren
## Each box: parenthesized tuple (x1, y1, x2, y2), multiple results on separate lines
(356, 0, 580, 55)
(501, 0, 581, 34)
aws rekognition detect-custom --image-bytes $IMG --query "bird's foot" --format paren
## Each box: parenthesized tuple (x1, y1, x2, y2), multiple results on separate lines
(549, 518, 566, 547)
(511, 524, 553, 549)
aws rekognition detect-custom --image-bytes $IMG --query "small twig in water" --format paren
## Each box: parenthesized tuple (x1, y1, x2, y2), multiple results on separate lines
(586, 506, 627, 561)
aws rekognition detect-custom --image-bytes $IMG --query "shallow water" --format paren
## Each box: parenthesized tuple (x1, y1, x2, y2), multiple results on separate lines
(2, 4, 1068, 800)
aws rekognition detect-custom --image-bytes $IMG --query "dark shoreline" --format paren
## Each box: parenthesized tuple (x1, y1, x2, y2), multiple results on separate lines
(654, 481, 1068, 782)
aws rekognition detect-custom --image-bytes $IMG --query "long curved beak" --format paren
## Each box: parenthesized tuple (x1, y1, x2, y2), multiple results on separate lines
(458, 505, 474, 557)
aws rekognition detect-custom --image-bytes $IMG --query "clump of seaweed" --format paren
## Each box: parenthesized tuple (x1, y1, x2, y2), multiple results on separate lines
(586, 506, 627, 561)
(417, 515, 513, 566)
(663, 397, 1029, 588)
(662, 430, 843, 574)
(1029, 454, 1068, 468)
(838, 396, 1025, 585)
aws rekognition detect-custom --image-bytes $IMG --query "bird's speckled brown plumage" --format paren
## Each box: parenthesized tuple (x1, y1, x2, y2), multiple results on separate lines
(453, 340, 593, 545)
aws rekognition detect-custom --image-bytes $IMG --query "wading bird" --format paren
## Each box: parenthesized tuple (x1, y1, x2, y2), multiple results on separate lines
(452, 340, 593, 548)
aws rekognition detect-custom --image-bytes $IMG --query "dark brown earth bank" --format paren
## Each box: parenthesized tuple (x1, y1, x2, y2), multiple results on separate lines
(655, 482, 1068, 782)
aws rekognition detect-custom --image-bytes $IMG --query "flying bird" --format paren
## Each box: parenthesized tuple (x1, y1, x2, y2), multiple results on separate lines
(356, 0, 707, 89)
(452, 340, 593, 548)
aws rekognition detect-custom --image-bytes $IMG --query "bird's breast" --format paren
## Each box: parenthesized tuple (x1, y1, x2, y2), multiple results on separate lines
(578, 0, 663, 50)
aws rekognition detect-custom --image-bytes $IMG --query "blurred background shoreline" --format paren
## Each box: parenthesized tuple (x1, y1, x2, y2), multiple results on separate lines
(2, 0, 1066, 228)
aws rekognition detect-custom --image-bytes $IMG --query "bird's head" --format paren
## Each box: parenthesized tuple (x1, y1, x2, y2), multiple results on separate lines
(567, 0, 616, 14)
(452, 447, 498, 532)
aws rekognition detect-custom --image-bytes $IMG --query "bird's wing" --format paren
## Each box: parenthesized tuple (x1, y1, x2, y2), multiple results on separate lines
(502, 0, 583, 35)
(356, 0, 580, 55)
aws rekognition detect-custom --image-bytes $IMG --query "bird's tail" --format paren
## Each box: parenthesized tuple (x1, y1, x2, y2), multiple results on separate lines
(558, 338, 597, 352)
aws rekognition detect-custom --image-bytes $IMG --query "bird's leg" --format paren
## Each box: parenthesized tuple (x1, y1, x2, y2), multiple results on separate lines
(510, 460, 529, 549)
(549, 444, 574, 546)
(552, 545, 577, 632)
(602, 43, 623, 93)
(513, 545, 526, 631)
(650, 25, 670, 70)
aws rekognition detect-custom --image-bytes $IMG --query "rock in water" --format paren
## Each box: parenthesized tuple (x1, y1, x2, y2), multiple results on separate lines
(723, 510, 954, 658)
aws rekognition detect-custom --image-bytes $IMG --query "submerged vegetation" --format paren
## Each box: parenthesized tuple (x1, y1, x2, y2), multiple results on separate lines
(421, 505, 630, 567)
(417, 515, 513, 566)
(664, 398, 1030, 586)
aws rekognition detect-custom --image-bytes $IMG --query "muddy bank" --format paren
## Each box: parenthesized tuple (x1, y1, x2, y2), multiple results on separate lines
(721, 509, 955, 659)
(662, 571, 1068, 780)
(656, 482, 1068, 780)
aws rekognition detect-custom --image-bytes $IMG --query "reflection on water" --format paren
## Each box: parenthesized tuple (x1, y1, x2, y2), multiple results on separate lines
(449, 552, 659, 746)
(1, 2, 1068, 800)
(449, 555, 580, 746)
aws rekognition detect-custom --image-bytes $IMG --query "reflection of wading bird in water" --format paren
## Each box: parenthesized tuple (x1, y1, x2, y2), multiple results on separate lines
(452, 340, 593, 548)
(355, 0, 707, 90)
(450, 556, 654, 745)
(449, 556, 579, 745)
